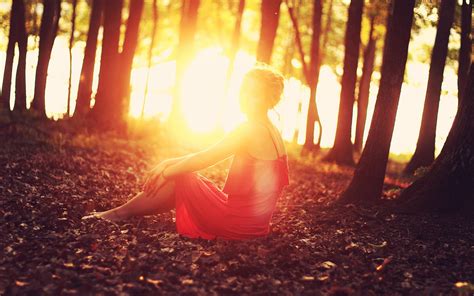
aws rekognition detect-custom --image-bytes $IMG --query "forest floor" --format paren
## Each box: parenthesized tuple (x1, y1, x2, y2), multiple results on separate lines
(1, 121, 473, 295)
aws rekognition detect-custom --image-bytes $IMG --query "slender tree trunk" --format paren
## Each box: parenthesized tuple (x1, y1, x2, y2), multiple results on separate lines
(225, 0, 245, 93)
(324, 0, 364, 166)
(339, 0, 416, 203)
(319, 0, 333, 66)
(354, 16, 377, 152)
(13, 0, 27, 112)
(404, 0, 456, 175)
(458, 0, 472, 102)
(31, 0, 61, 117)
(67, 0, 78, 117)
(31, 0, 40, 48)
(75, 0, 104, 117)
(1, 0, 19, 111)
(116, 0, 145, 121)
(92, 0, 123, 127)
(256, 0, 282, 64)
(142, 0, 159, 117)
(169, 0, 200, 127)
(399, 62, 474, 212)
(303, 0, 324, 152)
(286, 1, 324, 153)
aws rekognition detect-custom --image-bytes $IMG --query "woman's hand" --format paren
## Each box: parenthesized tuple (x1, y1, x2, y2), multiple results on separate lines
(143, 162, 167, 192)
(146, 173, 167, 197)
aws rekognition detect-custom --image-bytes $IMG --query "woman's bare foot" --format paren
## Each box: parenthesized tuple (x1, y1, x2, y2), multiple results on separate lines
(82, 209, 125, 222)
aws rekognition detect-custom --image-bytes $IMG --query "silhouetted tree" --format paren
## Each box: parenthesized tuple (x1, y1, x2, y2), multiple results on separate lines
(75, 0, 104, 117)
(142, 0, 159, 117)
(319, 0, 333, 66)
(67, 0, 78, 117)
(1, 0, 28, 112)
(399, 62, 474, 211)
(458, 0, 472, 102)
(256, 0, 282, 64)
(169, 0, 200, 127)
(92, 0, 123, 127)
(354, 15, 377, 152)
(324, 0, 364, 165)
(340, 0, 416, 203)
(405, 0, 456, 175)
(116, 0, 144, 119)
(225, 0, 245, 93)
(31, 0, 61, 117)
(286, 0, 324, 152)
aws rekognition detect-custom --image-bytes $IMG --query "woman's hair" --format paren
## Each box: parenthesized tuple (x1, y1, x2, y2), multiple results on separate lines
(243, 63, 285, 110)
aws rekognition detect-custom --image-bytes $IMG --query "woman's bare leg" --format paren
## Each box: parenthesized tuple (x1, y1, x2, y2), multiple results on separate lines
(93, 181, 176, 221)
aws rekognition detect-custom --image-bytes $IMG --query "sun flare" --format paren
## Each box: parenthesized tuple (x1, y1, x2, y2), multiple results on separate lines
(0, 39, 458, 155)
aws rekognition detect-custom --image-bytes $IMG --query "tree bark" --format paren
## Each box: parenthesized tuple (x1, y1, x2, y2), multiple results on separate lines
(31, 0, 61, 117)
(340, 0, 416, 203)
(404, 0, 456, 175)
(91, 0, 123, 127)
(319, 0, 333, 66)
(286, 1, 324, 153)
(169, 0, 200, 128)
(324, 0, 364, 166)
(1, 0, 20, 111)
(13, 0, 28, 112)
(142, 0, 159, 117)
(75, 0, 104, 117)
(256, 0, 282, 64)
(398, 62, 474, 212)
(303, 0, 324, 152)
(458, 0, 472, 102)
(116, 0, 145, 120)
(67, 0, 78, 117)
(354, 16, 377, 153)
(225, 0, 245, 93)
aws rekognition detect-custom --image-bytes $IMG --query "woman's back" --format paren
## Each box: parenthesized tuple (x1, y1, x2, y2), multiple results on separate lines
(223, 120, 289, 197)
(243, 120, 287, 161)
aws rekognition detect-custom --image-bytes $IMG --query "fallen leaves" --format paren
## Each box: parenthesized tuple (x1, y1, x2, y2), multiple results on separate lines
(1, 128, 473, 294)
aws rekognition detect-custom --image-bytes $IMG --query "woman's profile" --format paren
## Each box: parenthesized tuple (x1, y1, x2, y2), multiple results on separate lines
(83, 64, 290, 240)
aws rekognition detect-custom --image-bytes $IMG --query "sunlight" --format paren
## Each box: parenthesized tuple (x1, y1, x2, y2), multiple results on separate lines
(0, 39, 460, 155)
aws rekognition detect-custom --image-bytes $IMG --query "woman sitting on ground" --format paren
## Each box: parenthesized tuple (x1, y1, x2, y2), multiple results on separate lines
(84, 65, 290, 240)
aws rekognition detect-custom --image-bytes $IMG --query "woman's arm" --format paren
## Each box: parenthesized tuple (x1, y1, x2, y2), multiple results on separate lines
(162, 123, 250, 179)
(143, 122, 250, 192)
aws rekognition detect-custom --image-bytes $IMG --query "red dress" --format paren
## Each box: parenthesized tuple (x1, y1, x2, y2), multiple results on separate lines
(174, 129, 290, 240)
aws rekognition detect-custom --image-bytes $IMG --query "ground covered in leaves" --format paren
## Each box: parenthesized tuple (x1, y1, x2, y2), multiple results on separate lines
(1, 123, 473, 295)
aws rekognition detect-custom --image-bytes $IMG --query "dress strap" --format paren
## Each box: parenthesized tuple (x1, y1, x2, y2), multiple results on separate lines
(255, 121, 280, 158)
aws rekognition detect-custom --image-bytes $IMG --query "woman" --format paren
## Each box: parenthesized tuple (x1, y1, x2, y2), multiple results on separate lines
(84, 65, 289, 240)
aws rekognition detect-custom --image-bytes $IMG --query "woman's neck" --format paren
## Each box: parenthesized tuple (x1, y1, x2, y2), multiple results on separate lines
(247, 112, 269, 123)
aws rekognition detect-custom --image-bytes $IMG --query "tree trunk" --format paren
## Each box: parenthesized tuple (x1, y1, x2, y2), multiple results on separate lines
(319, 0, 333, 66)
(458, 0, 472, 102)
(116, 0, 145, 120)
(286, 1, 324, 153)
(398, 62, 474, 212)
(256, 0, 282, 64)
(303, 0, 324, 152)
(1, 0, 18, 111)
(340, 0, 415, 203)
(13, 0, 28, 112)
(67, 0, 78, 117)
(142, 0, 159, 117)
(75, 0, 104, 117)
(169, 0, 200, 128)
(225, 0, 245, 93)
(354, 16, 377, 153)
(31, 0, 61, 117)
(404, 0, 456, 175)
(92, 0, 123, 127)
(324, 0, 364, 166)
